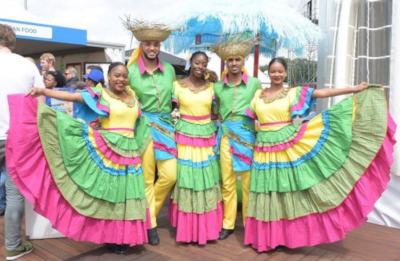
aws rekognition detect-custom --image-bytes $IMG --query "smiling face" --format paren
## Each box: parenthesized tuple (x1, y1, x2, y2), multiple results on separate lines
(190, 53, 208, 79)
(226, 56, 243, 76)
(141, 41, 160, 61)
(108, 65, 129, 93)
(268, 61, 287, 86)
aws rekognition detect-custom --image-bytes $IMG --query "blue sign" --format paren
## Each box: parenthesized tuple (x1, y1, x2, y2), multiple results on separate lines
(0, 18, 87, 46)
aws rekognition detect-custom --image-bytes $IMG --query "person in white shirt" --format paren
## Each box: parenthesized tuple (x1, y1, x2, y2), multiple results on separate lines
(0, 23, 44, 261)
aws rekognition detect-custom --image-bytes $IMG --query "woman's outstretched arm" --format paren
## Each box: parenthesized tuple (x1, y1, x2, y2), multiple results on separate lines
(311, 82, 376, 98)
(26, 87, 85, 103)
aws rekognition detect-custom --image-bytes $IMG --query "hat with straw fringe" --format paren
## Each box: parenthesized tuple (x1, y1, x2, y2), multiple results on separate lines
(210, 34, 259, 61)
(121, 16, 179, 42)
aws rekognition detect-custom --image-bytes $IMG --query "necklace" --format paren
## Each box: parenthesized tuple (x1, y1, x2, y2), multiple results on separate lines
(105, 88, 136, 108)
(259, 88, 289, 103)
(178, 79, 210, 94)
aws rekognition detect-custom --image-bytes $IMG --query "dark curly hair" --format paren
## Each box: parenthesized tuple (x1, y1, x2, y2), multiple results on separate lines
(44, 70, 66, 87)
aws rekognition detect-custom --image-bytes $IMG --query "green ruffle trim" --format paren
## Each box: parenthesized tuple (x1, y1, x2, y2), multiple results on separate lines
(171, 182, 222, 214)
(57, 113, 146, 203)
(37, 103, 148, 220)
(221, 122, 255, 136)
(99, 130, 140, 152)
(134, 116, 153, 155)
(246, 88, 388, 221)
(149, 121, 176, 140)
(177, 158, 220, 191)
(39, 107, 147, 203)
(159, 116, 174, 127)
(250, 97, 353, 193)
(228, 131, 254, 150)
(241, 123, 256, 134)
(88, 85, 111, 111)
(175, 119, 216, 138)
(255, 124, 302, 146)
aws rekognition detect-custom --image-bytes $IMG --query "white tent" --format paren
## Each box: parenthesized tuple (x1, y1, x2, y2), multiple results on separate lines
(317, 0, 400, 229)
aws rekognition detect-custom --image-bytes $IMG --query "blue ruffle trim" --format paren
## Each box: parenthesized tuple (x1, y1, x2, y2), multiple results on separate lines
(75, 91, 109, 122)
(291, 87, 316, 119)
(253, 111, 330, 170)
(81, 124, 142, 176)
(178, 154, 219, 168)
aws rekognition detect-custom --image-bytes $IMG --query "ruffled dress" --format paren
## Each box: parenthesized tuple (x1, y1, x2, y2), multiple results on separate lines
(168, 80, 222, 244)
(244, 87, 396, 252)
(6, 86, 150, 246)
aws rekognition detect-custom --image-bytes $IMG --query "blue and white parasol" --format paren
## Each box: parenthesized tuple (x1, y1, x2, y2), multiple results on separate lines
(154, 0, 322, 54)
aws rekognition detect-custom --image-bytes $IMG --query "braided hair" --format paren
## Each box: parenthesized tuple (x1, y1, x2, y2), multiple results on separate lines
(108, 62, 126, 75)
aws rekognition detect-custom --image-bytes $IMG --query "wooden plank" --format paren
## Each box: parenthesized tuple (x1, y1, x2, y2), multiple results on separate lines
(300, 248, 328, 261)
(147, 254, 173, 261)
(0, 245, 6, 260)
(45, 238, 83, 256)
(58, 237, 101, 253)
(347, 258, 368, 261)
(276, 247, 315, 261)
(316, 250, 339, 260)
(252, 247, 301, 261)
(317, 223, 400, 261)
(33, 239, 72, 260)
(122, 251, 160, 261)
(332, 254, 353, 261)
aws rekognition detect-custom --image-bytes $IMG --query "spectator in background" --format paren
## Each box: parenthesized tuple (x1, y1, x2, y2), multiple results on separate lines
(85, 65, 103, 75)
(72, 81, 86, 91)
(85, 65, 106, 87)
(65, 67, 79, 87)
(40, 53, 56, 74)
(43, 70, 66, 107)
(0, 23, 44, 261)
(83, 69, 104, 87)
(43, 70, 65, 89)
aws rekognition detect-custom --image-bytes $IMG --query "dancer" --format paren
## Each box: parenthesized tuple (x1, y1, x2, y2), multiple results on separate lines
(7, 62, 150, 254)
(123, 18, 178, 245)
(244, 58, 396, 252)
(211, 38, 261, 240)
(169, 51, 222, 244)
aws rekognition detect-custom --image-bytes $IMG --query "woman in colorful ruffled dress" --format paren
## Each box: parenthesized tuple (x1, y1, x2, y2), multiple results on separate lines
(168, 51, 222, 244)
(244, 58, 396, 252)
(6, 62, 150, 254)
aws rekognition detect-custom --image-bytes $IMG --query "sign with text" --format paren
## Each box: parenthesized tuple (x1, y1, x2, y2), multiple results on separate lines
(1, 21, 52, 39)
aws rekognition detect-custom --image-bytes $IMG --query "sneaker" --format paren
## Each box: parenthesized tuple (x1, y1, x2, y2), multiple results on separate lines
(6, 241, 33, 260)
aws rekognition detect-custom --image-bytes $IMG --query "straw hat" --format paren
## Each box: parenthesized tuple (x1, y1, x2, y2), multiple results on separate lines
(122, 16, 178, 42)
(210, 35, 259, 60)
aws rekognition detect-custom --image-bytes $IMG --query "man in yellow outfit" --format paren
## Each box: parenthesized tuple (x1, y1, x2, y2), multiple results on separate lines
(212, 38, 261, 240)
(125, 20, 178, 245)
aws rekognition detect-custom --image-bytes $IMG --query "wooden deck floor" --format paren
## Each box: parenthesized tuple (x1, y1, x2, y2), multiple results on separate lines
(1, 204, 399, 261)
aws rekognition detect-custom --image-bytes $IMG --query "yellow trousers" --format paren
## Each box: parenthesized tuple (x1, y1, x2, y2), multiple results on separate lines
(142, 140, 177, 228)
(220, 135, 250, 230)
